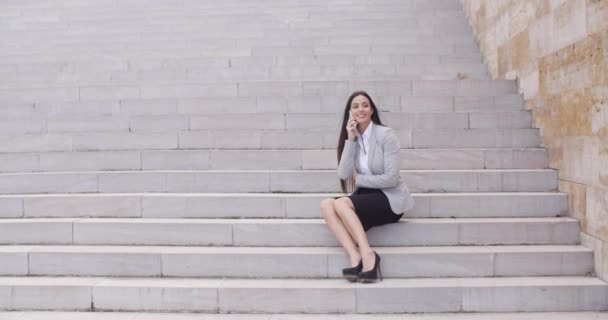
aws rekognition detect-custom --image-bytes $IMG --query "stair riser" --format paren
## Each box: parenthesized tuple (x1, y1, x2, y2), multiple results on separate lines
(0, 282, 605, 313)
(0, 95, 525, 118)
(0, 80, 516, 104)
(0, 112, 533, 135)
(0, 170, 558, 194)
(0, 250, 592, 278)
(0, 66, 490, 86)
(0, 193, 567, 219)
(0, 220, 580, 246)
(0, 148, 549, 173)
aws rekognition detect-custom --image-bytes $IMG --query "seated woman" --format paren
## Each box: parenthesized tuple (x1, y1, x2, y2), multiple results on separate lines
(320, 91, 415, 283)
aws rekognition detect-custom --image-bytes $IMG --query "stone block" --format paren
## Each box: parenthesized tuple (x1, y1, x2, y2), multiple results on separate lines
(178, 97, 255, 114)
(0, 134, 72, 153)
(0, 220, 73, 244)
(142, 195, 285, 219)
(162, 250, 326, 278)
(166, 171, 270, 193)
(261, 130, 327, 149)
(140, 84, 237, 99)
(469, 112, 533, 129)
(46, 116, 128, 133)
(502, 170, 558, 192)
(493, 247, 593, 276)
(73, 220, 233, 246)
(12, 285, 91, 310)
(93, 282, 217, 312)
(428, 193, 568, 218)
(0, 198, 23, 218)
(219, 285, 355, 313)
(303, 81, 350, 96)
(24, 196, 141, 218)
(190, 114, 285, 130)
(120, 99, 178, 116)
(0, 151, 38, 172)
(458, 218, 579, 245)
(72, 132, 178, 151)
(356, 286, 461, 313)
(238, 82, 302, 96)
(0, 173, 98, 194)
(40, 151, 141, 171)
(587, 186, 608, 242)
(0, 119, 45, 135)
(29, 252, 161, 277)
(401, 96, 453, 112)
(0, 252, 27, 275)
(210, 150, 301, 170)
(400, 149, 484, 169)
(462, 279, 608, 312)
(142, 150, 209, 170)
(129, 115, 189, 132)
(80, 86, 139, 101)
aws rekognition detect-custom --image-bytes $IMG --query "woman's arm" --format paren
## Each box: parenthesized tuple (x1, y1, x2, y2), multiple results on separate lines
(354, 130, 400, 189)
(337, 140, 357, 180)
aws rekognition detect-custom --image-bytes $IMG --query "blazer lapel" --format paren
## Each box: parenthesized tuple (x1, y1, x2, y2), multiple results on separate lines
(367, 123, 376, 172)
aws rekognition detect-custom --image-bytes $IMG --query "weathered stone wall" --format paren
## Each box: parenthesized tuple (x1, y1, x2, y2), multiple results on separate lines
(461, 0, 608, 281)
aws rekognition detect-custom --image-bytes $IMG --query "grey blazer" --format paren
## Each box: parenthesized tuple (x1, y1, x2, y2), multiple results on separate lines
(337, 124, 415, 214)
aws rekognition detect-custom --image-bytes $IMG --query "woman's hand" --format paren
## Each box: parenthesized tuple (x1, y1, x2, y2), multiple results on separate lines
(346, 117, 358, 141)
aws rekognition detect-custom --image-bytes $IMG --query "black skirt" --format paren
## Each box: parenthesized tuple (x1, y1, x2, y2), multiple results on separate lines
(344, 187, 404, 232)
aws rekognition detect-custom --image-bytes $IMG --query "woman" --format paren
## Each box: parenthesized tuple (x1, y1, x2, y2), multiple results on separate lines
(320, 91, 415, 283)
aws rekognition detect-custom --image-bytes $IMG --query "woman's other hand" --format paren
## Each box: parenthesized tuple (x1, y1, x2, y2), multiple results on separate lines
(347, 115, 358, 141)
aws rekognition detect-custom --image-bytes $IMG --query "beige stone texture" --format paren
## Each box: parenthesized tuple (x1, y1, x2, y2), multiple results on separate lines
(462, 0, 608, 280)
(560, 136, 599, 185)
(558, 180, 587, 230)
(592, 86, 608, 135)
(600, 136, 608, 187)
(587, 0, 608, 35)
(587, 185, 608, 241)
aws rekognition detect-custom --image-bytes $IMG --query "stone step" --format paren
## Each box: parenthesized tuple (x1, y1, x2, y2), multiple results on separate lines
(0, 54, 483, 73)
(0, 111, 533, 134)
(0, 245, 593, 278)
(0, 80, 517, 103)
(0, 64, 489, 86)
(2, 312, 608, 320)
(0, 128, 541, 152)
(0, 148, 548, 173)
(0, 192, 568, 219)
(0, 169, 558, 194)
(0, 217, 580, 246)
(0, 276, 605, 313)
(1, 95, 525, 117)
(0, 60, 487, 75)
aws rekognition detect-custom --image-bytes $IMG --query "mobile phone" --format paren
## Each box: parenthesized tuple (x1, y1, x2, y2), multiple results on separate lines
(349, 111, 357, 126)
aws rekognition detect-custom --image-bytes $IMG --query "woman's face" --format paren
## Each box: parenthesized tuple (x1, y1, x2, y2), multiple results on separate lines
(350, 95, 373, 126)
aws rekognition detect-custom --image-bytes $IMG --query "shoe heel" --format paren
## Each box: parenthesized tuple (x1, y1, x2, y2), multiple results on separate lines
(358, 251, 382, 283)
(342, 259, 362, 282)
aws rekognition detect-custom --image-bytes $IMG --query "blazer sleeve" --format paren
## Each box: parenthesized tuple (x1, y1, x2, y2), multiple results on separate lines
(337, 140, 357, 180)
(355, 129, 400, 189)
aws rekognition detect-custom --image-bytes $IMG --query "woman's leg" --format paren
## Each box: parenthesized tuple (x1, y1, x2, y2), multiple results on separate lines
(320, 198, 361, 267)
(332, 197, 376, 272)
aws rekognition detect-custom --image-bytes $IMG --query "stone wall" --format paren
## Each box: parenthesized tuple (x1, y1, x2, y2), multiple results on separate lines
(461, 0, 608, 281)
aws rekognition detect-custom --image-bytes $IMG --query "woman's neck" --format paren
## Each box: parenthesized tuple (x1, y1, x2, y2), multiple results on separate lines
(358, 121, 371, 134)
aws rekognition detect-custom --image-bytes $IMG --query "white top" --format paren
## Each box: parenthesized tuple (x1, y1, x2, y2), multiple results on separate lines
(355, 121, 373, 175)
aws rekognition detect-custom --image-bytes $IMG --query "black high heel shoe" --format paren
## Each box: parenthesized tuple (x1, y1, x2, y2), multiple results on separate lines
(358, 251, 382, 283)
(342, 259, 362, 282)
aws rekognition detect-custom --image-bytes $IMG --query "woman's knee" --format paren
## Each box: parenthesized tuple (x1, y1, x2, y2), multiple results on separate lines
(333, 197, 354, 215)
(320, 198, 336, 217)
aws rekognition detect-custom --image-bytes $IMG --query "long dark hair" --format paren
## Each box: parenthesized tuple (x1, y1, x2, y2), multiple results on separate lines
(337, 91, 384, 193)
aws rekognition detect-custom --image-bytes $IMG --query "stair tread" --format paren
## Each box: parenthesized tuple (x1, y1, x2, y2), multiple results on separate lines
(0, 245, 592, 254)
